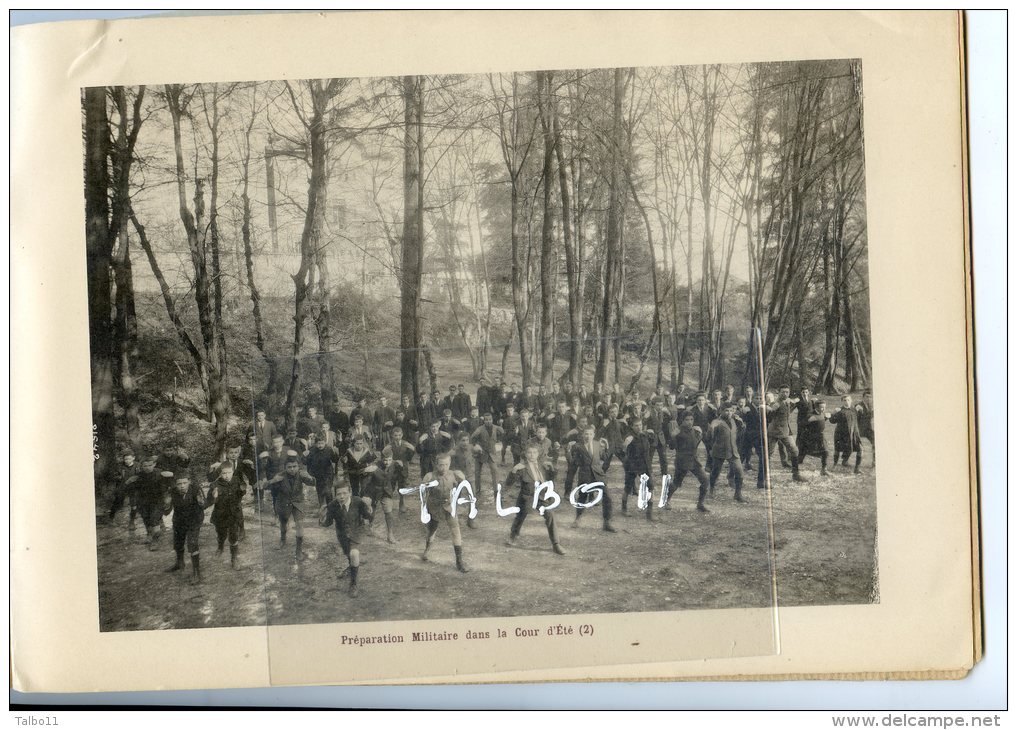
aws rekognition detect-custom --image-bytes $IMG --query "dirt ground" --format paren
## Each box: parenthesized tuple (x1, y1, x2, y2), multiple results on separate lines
(96, 443, 877, 632)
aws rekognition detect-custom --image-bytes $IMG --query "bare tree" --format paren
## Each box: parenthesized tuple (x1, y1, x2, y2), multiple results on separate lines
(489, 72, 539, 387)
(401, 75, 425, 401)
(163, 83, 232, 451)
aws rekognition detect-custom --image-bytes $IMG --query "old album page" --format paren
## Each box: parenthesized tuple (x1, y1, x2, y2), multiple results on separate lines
(10, 10, 977, 691)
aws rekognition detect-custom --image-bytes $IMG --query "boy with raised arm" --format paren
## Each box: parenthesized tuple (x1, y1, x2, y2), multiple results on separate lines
(362, 450, 400, 544)
(708, 404, 747, 503)
(505, 442, 565, 555)
(569, 423, 616, 532)
(267, 452, 316, 559)
(320, 479, 373, 596)
(382, 424, 416, 513)
(667, 411, 710, 512)
(767, 387, 806, 483)
(206, 460, 245, 568)
(166, 470, 207, 583)
(125, 454, 174, 549)
(621, 417, 657, 519)
(306, 432, 342, 508)
(340, 432, 376, 499)
(470, 411, 502, 500)
(417, 420, 453, 478)
(419, 452, 471, 573)
(798, 399, 831, 476)
(107, 449, 140, 529)
(830, 394, 864, 474)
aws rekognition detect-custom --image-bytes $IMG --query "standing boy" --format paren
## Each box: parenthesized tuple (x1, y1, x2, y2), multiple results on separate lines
(830, 394, 863, 473)
(306, 433, 342, 508)
(621, 418, 657, 519)
(469, 412, 502, 500)
(166, 471, 207, 583)
(320, 480, 373, 596)
(419, 453, 471, 573)
(708, 404, 746, 502)
(505, 442, 565, 555)
(206, 460, 245, 568)
(108, 450, 140, 528)
(667, 412, 710, 512)
(267, 453, 316, 559)
(362, 452, 400, 544)
(568, 424, 616, 532)
(125, 455, 173, 549)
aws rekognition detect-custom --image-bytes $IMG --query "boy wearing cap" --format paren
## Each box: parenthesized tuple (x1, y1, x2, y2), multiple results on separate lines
(320, 480, 373, 596)
(267, 453, 316, 559)
(166, 472, 207, 582)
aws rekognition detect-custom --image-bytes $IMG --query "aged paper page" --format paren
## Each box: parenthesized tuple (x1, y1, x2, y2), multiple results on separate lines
(10, 10, 974, 691)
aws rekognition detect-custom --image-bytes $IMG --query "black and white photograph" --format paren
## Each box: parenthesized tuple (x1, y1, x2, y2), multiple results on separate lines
(85, 60, 876, 632)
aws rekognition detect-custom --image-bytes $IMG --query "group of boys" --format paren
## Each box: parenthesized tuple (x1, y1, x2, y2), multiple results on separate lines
(106, 378, 874, 596)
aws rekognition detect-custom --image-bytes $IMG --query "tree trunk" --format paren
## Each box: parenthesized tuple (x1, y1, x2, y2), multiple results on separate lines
(112, 229, 141, 449)
(596, 68, 627, 388)
(240, 107, 278, 402)
(131, 210, 210, 406)
(84, 87, 115, 495)
(537, 71, 556, 387)
(284, 82, 332, 431)
(166, 84, 230, 451)
(400, 75, 425, 403)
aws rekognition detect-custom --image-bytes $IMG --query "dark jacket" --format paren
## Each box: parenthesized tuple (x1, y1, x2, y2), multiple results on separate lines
(672, 425, 705, 469)
(830, 407, 862, 452)
(452, 393, 472, 420)
(623, 430, 656, 475)
(169, 482, 206, 526)
(322, 495, 373, 543)
(709, 416, 743, 460)
(268, 470, 315, 513)
(207, 475, 245, 527)
(568, 438, 609, 483)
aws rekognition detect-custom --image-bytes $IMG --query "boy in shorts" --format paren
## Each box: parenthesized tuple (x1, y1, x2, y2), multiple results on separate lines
(320, 480, 373, 596)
